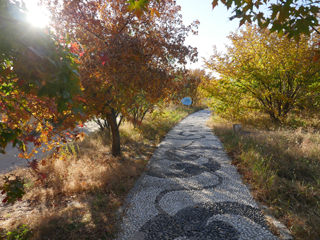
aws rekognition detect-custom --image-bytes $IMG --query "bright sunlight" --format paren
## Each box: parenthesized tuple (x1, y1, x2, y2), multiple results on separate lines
(25, 0, 49, 28)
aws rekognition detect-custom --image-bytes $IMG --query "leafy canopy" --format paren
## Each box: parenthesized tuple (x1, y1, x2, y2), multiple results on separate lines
(0, 0, 82, 155)
(0, 0, 84, 204)
(41, 0, 199, 156)
(203, 24, 320, 123)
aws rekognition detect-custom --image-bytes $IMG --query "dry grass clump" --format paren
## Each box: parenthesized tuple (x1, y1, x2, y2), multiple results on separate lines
(207, 115, 320, 240)
(0, 104, 205, 239)
(1, 132, 147, 239)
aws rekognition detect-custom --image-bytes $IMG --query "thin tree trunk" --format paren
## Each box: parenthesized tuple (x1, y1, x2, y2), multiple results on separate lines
(106, 109, 121, 156)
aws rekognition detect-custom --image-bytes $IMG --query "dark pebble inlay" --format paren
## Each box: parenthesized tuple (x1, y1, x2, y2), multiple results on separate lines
(118, 110, 276, 240)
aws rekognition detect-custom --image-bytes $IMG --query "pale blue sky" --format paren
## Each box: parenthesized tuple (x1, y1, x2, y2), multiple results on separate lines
(176, 0, 241, 70)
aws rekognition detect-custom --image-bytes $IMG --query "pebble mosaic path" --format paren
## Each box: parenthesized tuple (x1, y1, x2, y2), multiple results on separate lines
(117, 110, 278, 240)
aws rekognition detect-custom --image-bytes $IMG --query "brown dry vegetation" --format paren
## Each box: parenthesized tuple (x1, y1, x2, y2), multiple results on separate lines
(0, 105, 205, 240)
(207, 114, 320, 240)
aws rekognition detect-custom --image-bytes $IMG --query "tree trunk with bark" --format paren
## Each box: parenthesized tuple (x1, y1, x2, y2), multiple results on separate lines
(105, 108, 121, 156)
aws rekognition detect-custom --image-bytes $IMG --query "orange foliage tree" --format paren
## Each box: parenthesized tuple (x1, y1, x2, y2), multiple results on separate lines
(0, 1, 83, 160)
(42, 0, 199, 156)
(0, 0, 83, 203)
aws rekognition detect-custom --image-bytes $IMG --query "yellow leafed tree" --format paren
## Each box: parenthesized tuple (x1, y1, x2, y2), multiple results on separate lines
(203, 24, 320, 123)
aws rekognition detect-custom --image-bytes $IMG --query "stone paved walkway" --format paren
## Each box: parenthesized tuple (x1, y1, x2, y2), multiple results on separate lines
(117, 110, 278, 240)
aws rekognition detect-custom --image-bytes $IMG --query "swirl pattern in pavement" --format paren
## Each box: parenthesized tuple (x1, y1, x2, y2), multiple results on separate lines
(116, 110, 277, 240)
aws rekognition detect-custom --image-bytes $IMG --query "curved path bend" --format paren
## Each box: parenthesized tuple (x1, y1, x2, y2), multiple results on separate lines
(117, 109, 278, 240)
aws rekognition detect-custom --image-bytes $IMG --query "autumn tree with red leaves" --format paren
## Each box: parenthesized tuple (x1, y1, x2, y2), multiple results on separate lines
(42, 0, 199, 156)
(0, 0, 82, 154)
(0, 0, 84, 204)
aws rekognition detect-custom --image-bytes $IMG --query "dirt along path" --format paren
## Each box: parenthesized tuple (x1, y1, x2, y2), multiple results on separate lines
(116, 109, 278, 240)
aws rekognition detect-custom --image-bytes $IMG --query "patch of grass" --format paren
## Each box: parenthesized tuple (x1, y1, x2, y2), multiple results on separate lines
(7, 224, 32, 240)
(207, 114, 320, 240)
(0, 104, 205, 240)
